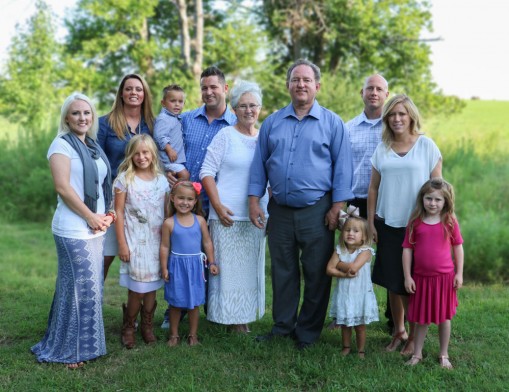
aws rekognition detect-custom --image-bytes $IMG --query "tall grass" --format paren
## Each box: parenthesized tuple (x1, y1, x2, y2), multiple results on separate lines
(0, 100, 507, 281)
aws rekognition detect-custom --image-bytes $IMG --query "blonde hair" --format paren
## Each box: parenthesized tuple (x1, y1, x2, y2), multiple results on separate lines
(407, 177, 457, 243)
(381, 94, 422, 148)
(58, 93, 99, 139)
(116, 135, 162, 185)
(106, 74, 155, 139)
(168, 180, 204, 217)
(338, 216, 372, 252)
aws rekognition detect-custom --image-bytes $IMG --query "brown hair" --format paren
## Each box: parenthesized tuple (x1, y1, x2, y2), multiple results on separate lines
(107, 74, 155, 139)
(407, 177, 457, 243)
(168, 180, 204, 217)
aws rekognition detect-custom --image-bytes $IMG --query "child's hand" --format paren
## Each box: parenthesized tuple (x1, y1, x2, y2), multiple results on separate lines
(118, 244, 130, 263)
(209, 263, 219, 276)
(404, 277, 416, 294)
(168, 149, 178, 162)
(454, 273, 463, 289)
(347, 269, 357, 278)
(161, 269, 169, 282)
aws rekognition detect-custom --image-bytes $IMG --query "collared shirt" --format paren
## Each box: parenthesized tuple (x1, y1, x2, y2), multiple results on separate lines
(181, 105, 237, 182)
(153, 108, 186, 170)
(249, 100, 354, 208)
(97, 115, 151, 178)
(346, 111, 382, 198)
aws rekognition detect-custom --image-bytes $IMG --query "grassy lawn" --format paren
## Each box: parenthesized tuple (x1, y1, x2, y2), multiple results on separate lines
(1, 221, 507, 391)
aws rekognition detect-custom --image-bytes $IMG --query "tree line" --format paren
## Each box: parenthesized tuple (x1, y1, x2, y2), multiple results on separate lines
(0, 0, 463, 132)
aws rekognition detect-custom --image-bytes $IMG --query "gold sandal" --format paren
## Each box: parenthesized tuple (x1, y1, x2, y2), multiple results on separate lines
(405, 355, 422, 366)
(187, 335, 200, 346)
(438, 355, 453, 369)
(167, 335, 180, 347)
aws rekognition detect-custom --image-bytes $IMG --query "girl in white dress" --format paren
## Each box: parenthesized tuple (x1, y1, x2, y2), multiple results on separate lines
(326, 211, 379, 358)
(114, 135, 169, 348)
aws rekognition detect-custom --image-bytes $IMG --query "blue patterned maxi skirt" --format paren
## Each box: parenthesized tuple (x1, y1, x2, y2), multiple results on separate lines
(31, 235, 107, 364)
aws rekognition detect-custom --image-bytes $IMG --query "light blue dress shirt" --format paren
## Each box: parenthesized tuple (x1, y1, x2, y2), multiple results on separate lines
(249, 100, 354, 208)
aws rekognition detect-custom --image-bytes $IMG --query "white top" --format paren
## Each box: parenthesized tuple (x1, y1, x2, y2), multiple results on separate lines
(200, 126, 269, 221)
(48, 137, 108, 239)
(371, 135, 441, 227)
(114, 172, 169, 282)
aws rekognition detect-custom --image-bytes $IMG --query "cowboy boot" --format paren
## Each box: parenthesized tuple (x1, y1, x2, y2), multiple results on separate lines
(140, 300, 157, 344)
(121, 302, 139, 349)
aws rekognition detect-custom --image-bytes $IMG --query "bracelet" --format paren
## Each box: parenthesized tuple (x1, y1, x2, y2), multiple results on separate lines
(106, 210, 117, 223)
(208, 262, 217, 267)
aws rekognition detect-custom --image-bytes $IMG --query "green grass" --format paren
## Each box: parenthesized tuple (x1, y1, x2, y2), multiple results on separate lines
(1, 221, 508, 391)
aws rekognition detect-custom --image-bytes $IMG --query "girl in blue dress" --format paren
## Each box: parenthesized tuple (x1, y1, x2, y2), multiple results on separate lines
(160, 180, 218, 346)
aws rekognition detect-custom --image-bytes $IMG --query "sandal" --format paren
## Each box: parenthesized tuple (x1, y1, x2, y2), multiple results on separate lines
(66, 362, 85, 370)
(400, 336, 414, 356)
(187, 335, 200, 346)
(438, 355, 453, 369)
(167, 335, 180, 347)
(385, 330, 408, 352)
(405, 355, 422, 366)
(340, 346, 351, 356)
(358, 351, 366, 359)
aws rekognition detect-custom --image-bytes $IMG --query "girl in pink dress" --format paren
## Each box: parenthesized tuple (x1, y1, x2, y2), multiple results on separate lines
(402, 178, 464, 369)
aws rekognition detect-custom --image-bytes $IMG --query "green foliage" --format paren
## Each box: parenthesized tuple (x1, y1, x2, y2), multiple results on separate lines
(0, 1, 63, 129)
(1, 224, 509, 390)
(258, 0, 462, 116)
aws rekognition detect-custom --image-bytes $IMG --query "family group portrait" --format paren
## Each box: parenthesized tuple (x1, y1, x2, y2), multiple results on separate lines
(0, 0, 507, 391)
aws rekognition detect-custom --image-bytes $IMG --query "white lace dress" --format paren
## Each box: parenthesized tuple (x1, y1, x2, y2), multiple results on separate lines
(114, 173, 168, 293)
(330, 246, 379, 327)
(200, 126, 268, 324)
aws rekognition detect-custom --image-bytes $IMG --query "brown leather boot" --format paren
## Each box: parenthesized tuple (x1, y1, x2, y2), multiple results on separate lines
(140, 300, 157, 344)
(121, 303, 138, 349)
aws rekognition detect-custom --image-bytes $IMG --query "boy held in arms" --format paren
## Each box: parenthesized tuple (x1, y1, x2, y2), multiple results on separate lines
(153, 84, 190, 181)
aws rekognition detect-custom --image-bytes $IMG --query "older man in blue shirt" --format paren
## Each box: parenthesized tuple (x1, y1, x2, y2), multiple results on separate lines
(249, 59, 354, 349)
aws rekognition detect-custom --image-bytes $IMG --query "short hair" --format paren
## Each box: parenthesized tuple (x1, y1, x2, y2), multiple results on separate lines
(286, 59, 321, 83)
(229, 80, 263, 108)
(200, 66, 226, 85)
(381, 94, 421, 148)
(58, 92, 99, 140)
(162, 84, 185, 100)
(363, 74, 389, 90)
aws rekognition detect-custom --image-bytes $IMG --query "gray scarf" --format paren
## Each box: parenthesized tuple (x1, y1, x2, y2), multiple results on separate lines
(62, 132, 112, 213)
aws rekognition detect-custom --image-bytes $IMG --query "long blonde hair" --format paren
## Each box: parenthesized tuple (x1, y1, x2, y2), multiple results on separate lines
(407, 177, 457, 243)
(381, 94, 422, 148)
(116, 135, 162, 185)
(106, 74, 155, 139)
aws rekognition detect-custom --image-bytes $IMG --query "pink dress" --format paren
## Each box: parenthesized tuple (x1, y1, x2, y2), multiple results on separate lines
(402, 218, 463, 324)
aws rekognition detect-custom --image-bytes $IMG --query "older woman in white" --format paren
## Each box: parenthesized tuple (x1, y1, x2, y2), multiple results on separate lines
(200, 81, 268, 333)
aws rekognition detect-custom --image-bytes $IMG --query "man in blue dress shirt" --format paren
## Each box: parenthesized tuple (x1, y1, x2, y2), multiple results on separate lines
(248, 59, 354, 349)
